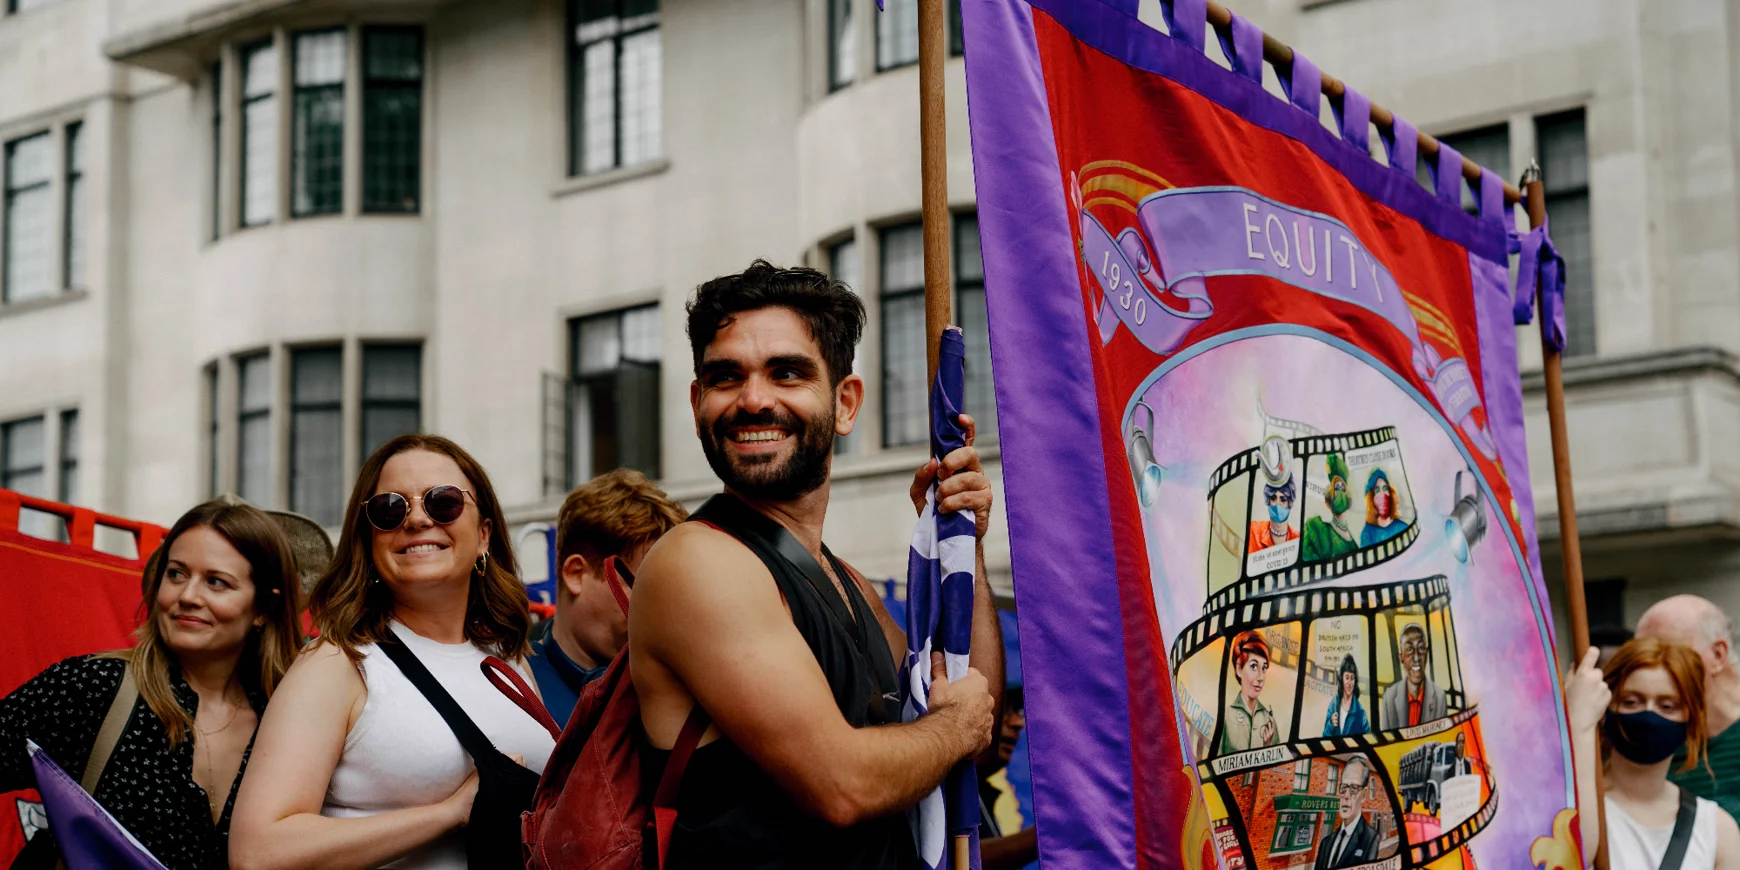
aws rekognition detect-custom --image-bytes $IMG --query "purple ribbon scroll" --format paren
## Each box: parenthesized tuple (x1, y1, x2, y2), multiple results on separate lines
(1079, 184, 1499, 458)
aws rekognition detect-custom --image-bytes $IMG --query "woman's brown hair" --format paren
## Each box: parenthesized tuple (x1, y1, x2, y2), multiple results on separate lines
(106, 498, 306, 746)
(310, 434, 529, 661)
(1603, 637, 1708, 772)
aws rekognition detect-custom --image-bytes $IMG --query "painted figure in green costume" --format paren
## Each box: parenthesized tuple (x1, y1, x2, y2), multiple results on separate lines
(1302, 453, 1358, 562)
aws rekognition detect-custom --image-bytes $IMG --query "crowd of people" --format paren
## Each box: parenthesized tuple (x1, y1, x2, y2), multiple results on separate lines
(0, 262, 1037, 870)
(12, 258, 1740, 870)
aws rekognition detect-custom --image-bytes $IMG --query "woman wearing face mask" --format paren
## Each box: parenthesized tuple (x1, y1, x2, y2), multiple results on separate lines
(1358, 469, 1409, 547)
(1565, 638, 1740, 869)
(0, 499, 304, 869)
(1301, 454, 1357, 562)
(231, 434, 554, 870)
(1322, 654, 1368, 737)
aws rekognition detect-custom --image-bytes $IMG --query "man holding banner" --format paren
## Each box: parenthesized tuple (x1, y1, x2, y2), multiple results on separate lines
(629, 261, 1003, 868)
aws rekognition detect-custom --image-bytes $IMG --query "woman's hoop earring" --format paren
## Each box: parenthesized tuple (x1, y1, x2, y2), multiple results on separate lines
(475, 553, 488, 575)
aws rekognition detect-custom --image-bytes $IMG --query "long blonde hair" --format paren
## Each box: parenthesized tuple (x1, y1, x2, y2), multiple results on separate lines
(107, 499, 305, 746)
(310, 434, 529, 661)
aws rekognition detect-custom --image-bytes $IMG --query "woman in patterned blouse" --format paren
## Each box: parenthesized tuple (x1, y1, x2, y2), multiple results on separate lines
(0, 498, 305, 869)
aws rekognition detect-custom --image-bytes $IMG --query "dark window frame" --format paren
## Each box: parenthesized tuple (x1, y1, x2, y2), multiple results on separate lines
(360, 342, 423, 462)
(291, 28, 347, 218)
(289, 345, 344, 525)
(3, 130, 53, 304)
(879, 221, 926, 448)
(207, 363, 221, 497)
(236, 352, 273, 505)
(567, 0, 662, 177)
(239, 39, 277, 228)
(567, 303, 662, 484)
(211, 62, 223, 240)
(362, 26, 425, 214)
(1537, 108, 1594, 358)
(57, 408, 77, 505)
(0, 415, 46, 492)
(827, 0, 854, 92)
(62, 121, 83, 290)
(875, 0, 918, 72)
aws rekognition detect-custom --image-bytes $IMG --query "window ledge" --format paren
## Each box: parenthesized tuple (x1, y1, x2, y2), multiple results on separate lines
(0, 289, 89, 321)
(551, 159, 671, 199)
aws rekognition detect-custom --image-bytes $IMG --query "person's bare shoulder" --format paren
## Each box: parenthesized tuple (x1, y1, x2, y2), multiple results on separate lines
(633, 522, 791, 653)
(271, 639, 366, 721)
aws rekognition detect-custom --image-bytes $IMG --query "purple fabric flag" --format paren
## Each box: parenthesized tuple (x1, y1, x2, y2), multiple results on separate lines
(1510, 218, 1568, 351)
(902, 327, 980, 869)
(27, 741, 167, 870)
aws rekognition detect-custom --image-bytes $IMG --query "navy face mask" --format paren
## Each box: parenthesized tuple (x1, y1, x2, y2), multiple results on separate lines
(1604, 710, 1688, 765)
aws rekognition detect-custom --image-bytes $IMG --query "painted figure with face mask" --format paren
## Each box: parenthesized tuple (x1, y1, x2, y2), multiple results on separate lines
(1566, 637, 1740, 869)
(1221, 631, 1279, 753)
(1302, 453, 1358, 562)
(1359, 468, 1409, 547)
(1248, 477, 1299, 554)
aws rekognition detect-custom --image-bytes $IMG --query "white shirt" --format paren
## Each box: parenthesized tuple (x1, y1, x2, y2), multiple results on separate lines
(1605, 792, 1718, 870)
(321, 622, 556, 869)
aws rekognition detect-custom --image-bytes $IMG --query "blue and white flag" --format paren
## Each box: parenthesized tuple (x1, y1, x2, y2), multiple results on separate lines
(903, 326, 980, 869)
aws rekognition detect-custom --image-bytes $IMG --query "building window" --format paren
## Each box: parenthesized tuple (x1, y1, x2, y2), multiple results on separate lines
(207, 364, 221, 497)
(949, 0, 964, 56)
(1538, 109, 1593, 358)
(569, 0, 662, 177)
(877, 0, 919, 70)
(1293, 759, 1311, 792)
(241, 40, 279, 227)
(1325, 762, 1340, 796)
(7, 0, 57, 12)
(955, 214, 997, 442)
(1271, 812, 1315, 855)
(290, 347, 343, 525)
(880, 222, 926, 447)
(363, 27, 424, 214)
(1435, 124, 1509, 216)
(362, 344, 422, 461)
(211, 62, 223, 240)
(61, 122, 85, 290)
(292, 30, 346, 217)
(829, 236, 861, 454)
(569, 304, 661, 485)
(4, 131, 53, 303)
(57, 409, 77, 505)
(237, 352, 273, 506)
(829, 0, 855, 91)
(1, 416, 51, 538)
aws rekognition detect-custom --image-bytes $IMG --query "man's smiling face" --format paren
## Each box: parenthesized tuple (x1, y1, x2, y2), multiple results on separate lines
(691, 307, 860, 502)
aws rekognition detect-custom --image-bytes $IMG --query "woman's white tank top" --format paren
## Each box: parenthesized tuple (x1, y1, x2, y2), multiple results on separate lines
(321, 622, 556, 869)
(1604, 791, 1720, 870)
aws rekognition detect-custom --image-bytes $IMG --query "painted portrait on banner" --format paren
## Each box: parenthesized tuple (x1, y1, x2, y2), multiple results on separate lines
(958, 0, 1582, 867)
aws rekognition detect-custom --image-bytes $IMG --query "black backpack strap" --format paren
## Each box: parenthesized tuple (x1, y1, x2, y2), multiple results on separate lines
(693, 495, 856, 631)
(377, 629, 507, 767)
(1660, 786, 1701, 870)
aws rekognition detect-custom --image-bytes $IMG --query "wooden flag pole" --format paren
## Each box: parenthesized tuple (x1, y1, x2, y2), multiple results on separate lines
(1524, 163, 1606, 870)
(919, 0, 954, 387)
(916, 2, 967, 867)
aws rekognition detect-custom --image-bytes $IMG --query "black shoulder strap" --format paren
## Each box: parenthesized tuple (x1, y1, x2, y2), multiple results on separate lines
(1660, 786, 1701, 870)
(693, 495, 857, 632)
(376, 629, 506, 766)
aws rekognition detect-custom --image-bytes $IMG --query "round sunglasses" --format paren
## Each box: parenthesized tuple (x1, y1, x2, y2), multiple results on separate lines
(361, 485, 476, 531)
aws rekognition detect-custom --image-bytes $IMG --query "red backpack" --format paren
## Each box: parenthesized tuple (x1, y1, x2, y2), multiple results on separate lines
(512, 557, 709, 870)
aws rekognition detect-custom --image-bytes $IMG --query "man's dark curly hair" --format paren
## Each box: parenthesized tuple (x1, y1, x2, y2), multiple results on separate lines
(686, 259, 866, 386)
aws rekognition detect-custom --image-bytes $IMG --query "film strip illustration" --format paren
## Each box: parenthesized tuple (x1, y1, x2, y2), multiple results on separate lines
(1204, 426, 1420, 616)
(1171, 574, 1491, 870)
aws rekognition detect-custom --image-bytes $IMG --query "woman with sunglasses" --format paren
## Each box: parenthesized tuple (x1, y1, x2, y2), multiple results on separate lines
(1565, 639, 1740, 869)
(231, 435, 553, 870)
(0, 498, 304, 870)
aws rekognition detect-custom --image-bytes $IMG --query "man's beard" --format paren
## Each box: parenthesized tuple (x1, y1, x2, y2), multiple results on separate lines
(700, 406, 834, 503)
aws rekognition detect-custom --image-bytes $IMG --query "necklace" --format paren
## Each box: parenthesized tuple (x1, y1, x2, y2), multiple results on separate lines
(194, 690, 245, 815)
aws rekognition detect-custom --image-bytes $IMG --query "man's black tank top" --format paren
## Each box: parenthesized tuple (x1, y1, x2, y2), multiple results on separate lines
(644, 494, 919, 870)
